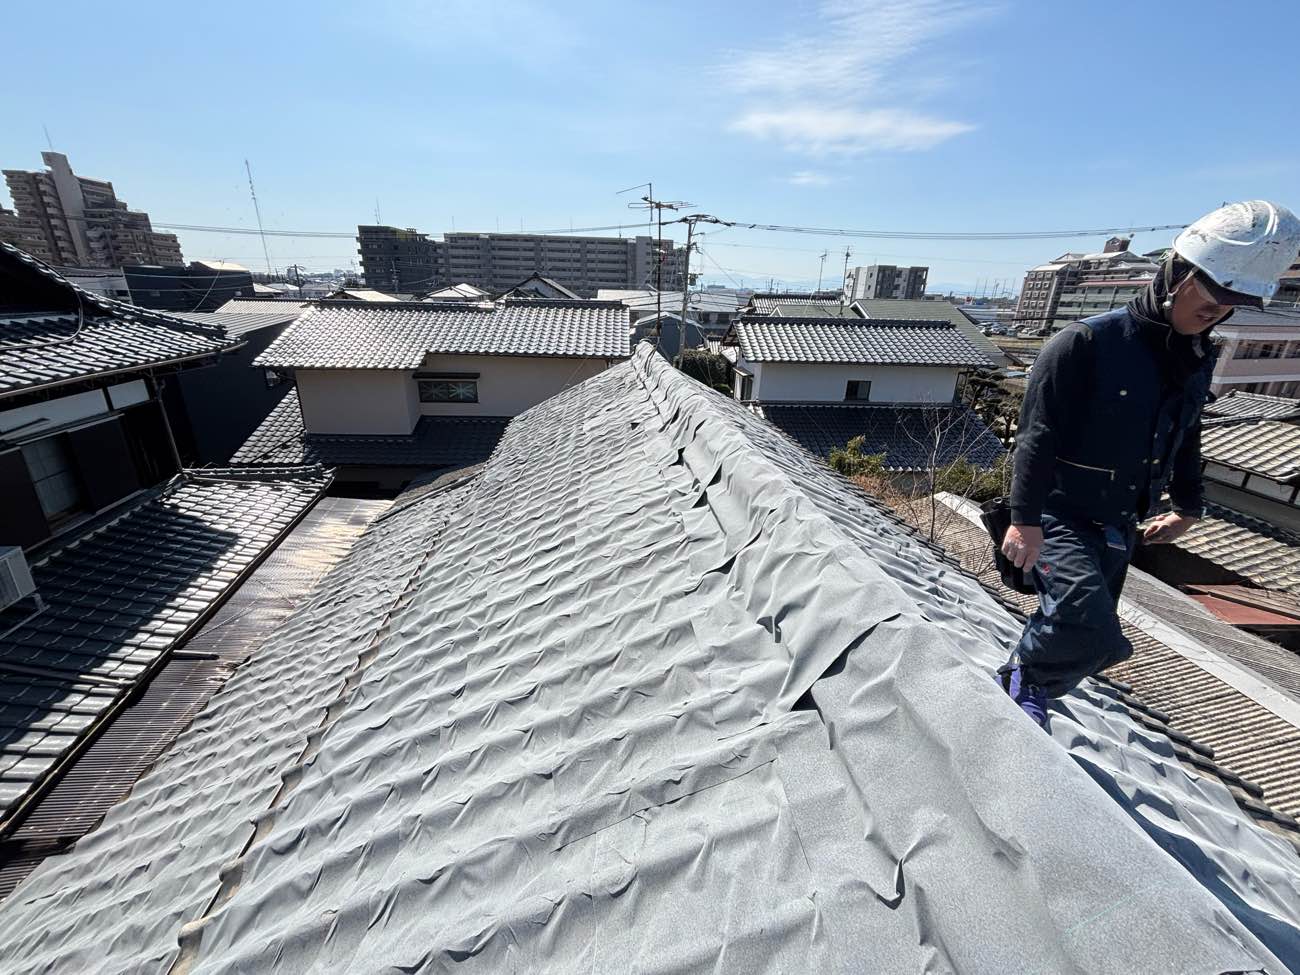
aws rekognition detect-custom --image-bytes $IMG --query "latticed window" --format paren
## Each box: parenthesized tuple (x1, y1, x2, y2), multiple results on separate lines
(418, 380, 478, 403)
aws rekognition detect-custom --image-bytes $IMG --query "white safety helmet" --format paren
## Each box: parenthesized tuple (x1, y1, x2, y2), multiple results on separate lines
(1173, 200, 1300, 307)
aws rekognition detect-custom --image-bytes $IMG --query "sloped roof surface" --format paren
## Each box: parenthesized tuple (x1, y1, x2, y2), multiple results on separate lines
(0, 467, 328, 826)
(851, 297, 1007, 365)
(731, 315, 993, 366)
(0, 243, 237, 398)
(747, 291, 843, 316)
(1171, 501, 1300, 595)
(758, 402, 1006, 471)
(1205, 389, 1300, 422)
(1202, 417, 1300, 481)
(255, 299, 632, 368)
(169, 310, 301, 337)
(230, 389, 508, 469)
(2, 348, 1298, 971)
(214, 297, 310, 316)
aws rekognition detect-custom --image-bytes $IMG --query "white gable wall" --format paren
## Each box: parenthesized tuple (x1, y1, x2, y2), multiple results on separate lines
(731, 348, 960, 403)
(417, 354, 610, 416)
(297, 369, 420, 435)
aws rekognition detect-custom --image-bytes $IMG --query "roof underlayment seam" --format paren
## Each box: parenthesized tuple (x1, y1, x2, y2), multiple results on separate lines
(171, 481, 475, 972)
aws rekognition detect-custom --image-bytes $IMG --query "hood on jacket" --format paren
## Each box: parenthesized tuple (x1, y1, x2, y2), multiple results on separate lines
(1126, 257, 1220, 386)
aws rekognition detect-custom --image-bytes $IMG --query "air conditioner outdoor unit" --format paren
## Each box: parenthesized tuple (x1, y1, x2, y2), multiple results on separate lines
(0, 546, 37, 612)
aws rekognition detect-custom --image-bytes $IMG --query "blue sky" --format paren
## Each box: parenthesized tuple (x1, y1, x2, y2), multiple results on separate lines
(3, 0, 1299, 292)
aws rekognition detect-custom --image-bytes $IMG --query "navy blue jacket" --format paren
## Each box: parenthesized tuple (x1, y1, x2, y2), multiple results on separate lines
(1010, 306, 1216, 528)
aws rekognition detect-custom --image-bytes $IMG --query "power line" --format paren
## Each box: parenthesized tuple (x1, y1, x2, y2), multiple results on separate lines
(59, 215, 1188, 244)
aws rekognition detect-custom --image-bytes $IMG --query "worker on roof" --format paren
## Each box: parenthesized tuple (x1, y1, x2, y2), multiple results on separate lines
(999, 201, 1300, 726)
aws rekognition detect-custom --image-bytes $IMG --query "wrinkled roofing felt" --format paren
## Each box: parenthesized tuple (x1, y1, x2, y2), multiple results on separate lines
(757, 401, 1006, 471)
(0, 243, 237, 398)
(1202, 416, 1300, 482)
(1, 348, 1299, 972)
(730, 315, 993, 367)
(0, 467, 328, 828)
(1206, 390, 1300, 423)
(230, 389, 509, 469)
(255, 299, 632, 369)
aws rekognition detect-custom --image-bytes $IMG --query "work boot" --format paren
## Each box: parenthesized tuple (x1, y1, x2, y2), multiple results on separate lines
(999, 666, 1048, 728)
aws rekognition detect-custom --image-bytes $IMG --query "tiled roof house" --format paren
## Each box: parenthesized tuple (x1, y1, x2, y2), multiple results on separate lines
(236, 298, 631, 488)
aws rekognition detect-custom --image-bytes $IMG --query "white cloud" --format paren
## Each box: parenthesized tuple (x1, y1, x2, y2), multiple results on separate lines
(738, 107, 974, 155)
(785, 170, 837, 186)
(722, 0, 991, 155)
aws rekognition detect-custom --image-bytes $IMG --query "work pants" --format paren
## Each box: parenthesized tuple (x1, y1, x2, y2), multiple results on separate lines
(1012, 512, 1137, 698)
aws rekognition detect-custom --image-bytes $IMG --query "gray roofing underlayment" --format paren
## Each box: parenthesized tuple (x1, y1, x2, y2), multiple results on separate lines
(729, 315, 994, 367)
(230, 389, 510, 470)
(1, 347, 1299, 972)
(0, 466, 329, 828)
(254, 298, 632, 370)
(756, 401, 1006, 471)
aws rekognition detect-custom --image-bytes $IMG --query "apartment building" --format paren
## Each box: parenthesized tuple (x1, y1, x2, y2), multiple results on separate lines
(1211, 306, 1300, 398)
(1015, 236, 1155, 328)
(2, 151, 182, 268)
(845, 264, 928, 300)
(1053, 250, 1158, 323)
(356, 225, 686, 297)
(356, 224, 440, 292)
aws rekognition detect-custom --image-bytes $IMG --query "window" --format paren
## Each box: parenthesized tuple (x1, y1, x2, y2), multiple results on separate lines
(419, 379, 478, 403)
(21, 435, 85, 523)
(735, 371, 753, 401)
(845, 380, 872, 401)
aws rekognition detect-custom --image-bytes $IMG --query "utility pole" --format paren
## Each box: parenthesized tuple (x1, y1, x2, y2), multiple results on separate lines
(817, 250, 828, 291)
(624, 187, 692, 334)
(678, 214, 735, 344)
(286, 264, 306, 300)
(840, 247, 853, 308)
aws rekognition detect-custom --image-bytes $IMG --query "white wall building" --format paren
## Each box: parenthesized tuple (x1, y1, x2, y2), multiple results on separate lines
(256, 298, 631, 438)
(725, 316, 991, 404)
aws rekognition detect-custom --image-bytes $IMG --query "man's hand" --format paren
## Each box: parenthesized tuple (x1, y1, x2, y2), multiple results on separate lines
(1141, 512, 1198, 545)
(1002, 524, 1044, 570)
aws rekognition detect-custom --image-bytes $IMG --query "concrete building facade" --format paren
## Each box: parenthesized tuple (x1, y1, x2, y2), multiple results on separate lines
(2, 152, 182, 268)
(1211, 307, 1300, 398)
(845, 264, 928, 301)
(357, 225, 686, 297)
(1015, 237, 1155, 329)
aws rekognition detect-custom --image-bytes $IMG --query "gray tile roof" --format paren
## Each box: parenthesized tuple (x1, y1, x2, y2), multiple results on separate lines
(851, 297, 1009, 367)
(230, 389, 509, 469)
(0, 243, 238, 398)
(1206, 390, 1300, 422)
(746, 291, 844, 316)
(169, 309, 302, 337)
(255, 299, 632, 369)
(0, 466, 328, 827)
(214, 297, 310, 316)
(1202, 417, 1300, 482)
(756, 402, 1006, 471)
(1, 347, 1298, 971)
(1170, 501, 1300, 595)
(730, 315, 994, 366)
